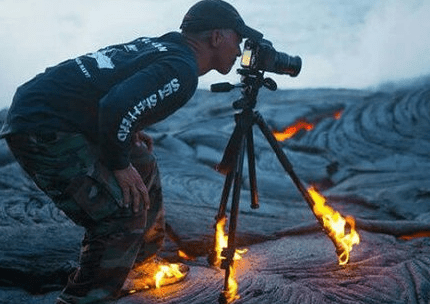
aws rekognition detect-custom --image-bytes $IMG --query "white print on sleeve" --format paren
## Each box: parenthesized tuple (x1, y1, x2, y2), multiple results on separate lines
(76, 39, 168, 77)
(140, 38, 168, 52)
(87, 49, 116, 70)
(116, 78, 180, 142)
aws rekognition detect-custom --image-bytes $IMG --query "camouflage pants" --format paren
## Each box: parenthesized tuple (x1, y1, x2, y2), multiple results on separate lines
(6, 132, 165, 303)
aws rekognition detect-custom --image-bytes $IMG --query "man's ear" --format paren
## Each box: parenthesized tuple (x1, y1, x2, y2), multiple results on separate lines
(210, 29, 224, 48)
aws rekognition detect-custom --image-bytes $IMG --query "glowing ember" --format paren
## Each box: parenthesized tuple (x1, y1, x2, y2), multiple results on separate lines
(399, 231, 430, 240)
(308, 186, 360, 265)
(334, 110, 343, 120)
(178, 250, 195, 261)
(214, 216, 248, 303)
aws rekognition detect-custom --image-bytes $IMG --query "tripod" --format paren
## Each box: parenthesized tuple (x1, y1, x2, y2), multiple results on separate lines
(209, 69, 326, 303)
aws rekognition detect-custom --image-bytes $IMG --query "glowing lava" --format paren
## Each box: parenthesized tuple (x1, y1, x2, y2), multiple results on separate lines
(308, 186, 360, 265)
(273, 109, 343, 141)
(273, 119, 314, 141)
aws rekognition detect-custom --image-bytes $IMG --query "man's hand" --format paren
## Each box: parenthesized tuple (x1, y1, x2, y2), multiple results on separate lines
(133, 131, 153, 153)
(114, 164, 150, 213)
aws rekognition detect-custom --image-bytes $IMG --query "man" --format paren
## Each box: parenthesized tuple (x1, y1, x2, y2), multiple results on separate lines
(0, 0, 263, 303)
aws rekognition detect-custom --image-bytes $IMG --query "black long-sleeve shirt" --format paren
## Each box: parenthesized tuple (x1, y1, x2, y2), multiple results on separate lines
(1, 32, 199, 170)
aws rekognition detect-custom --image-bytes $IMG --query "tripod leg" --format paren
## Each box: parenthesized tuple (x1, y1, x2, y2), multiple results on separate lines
(254, 112, 314, 206)
(220, 134, 246, 303)
(247, 128, 259, 209)
(208, 171, 234, 266)
(217, 171, 234, 220)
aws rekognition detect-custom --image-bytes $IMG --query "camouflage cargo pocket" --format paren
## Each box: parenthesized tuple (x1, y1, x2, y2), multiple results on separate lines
(65, 172, 121, 222)
(63, 149, 124, 222)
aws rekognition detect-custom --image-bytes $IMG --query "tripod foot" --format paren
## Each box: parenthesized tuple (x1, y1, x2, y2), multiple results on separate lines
(218, 292, 228, 304)
(219, 290, 240, 304)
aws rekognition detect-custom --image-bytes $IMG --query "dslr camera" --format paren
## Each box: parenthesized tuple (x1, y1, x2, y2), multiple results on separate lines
(241, 39, 302, 77)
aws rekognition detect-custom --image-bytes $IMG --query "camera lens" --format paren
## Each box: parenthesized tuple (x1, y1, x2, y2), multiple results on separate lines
(274, 52, 302, 77)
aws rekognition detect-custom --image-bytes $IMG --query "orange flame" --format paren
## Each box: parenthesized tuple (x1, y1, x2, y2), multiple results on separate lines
(308, 186, 360, 265)
(223, 264, 240, 303)
(154, 264, 186, 289)
(129, 259, 187, 291)
(214, 217, 228, 268)
(214, 217, 248, 303)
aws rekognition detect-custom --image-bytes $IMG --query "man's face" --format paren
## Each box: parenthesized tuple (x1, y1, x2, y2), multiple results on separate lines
(213, 30, 242, 75)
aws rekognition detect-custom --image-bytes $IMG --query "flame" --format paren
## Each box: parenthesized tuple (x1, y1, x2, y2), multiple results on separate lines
(214, 217, 247, 267)
(129, 259, 187, 292)
(223, 264, 240, 303)
(214, 216, 248, 303)
(308, 186, 360, 265)
(154, 263, 186, 289)
(213, 217, 228, 268)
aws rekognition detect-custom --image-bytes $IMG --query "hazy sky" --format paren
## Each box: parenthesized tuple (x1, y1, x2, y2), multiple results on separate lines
(1, 0, 429, 109)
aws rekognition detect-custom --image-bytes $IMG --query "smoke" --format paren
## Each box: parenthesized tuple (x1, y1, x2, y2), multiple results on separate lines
(293, 0, 430, 89)
(356, 0, 430, 88)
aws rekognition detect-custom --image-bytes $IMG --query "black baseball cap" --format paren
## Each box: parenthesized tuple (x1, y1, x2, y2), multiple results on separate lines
(180, 0, 263, 42)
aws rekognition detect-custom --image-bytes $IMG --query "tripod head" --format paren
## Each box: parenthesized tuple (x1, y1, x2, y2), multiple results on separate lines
(211, 68, 278, 177)
(210, 69, 277, 110)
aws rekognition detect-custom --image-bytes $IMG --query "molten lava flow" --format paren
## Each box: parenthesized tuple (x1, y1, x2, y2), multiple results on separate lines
(273, 119, 314, 141)
(334, 110, 343, 120)
(273, 109, 344, 142)
(214, 216, 248, 303)
(308, 187, 360, 265)
(399, 231, 430, 240)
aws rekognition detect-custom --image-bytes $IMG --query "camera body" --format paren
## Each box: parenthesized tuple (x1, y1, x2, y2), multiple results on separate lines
(240, 39, 302, 77)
